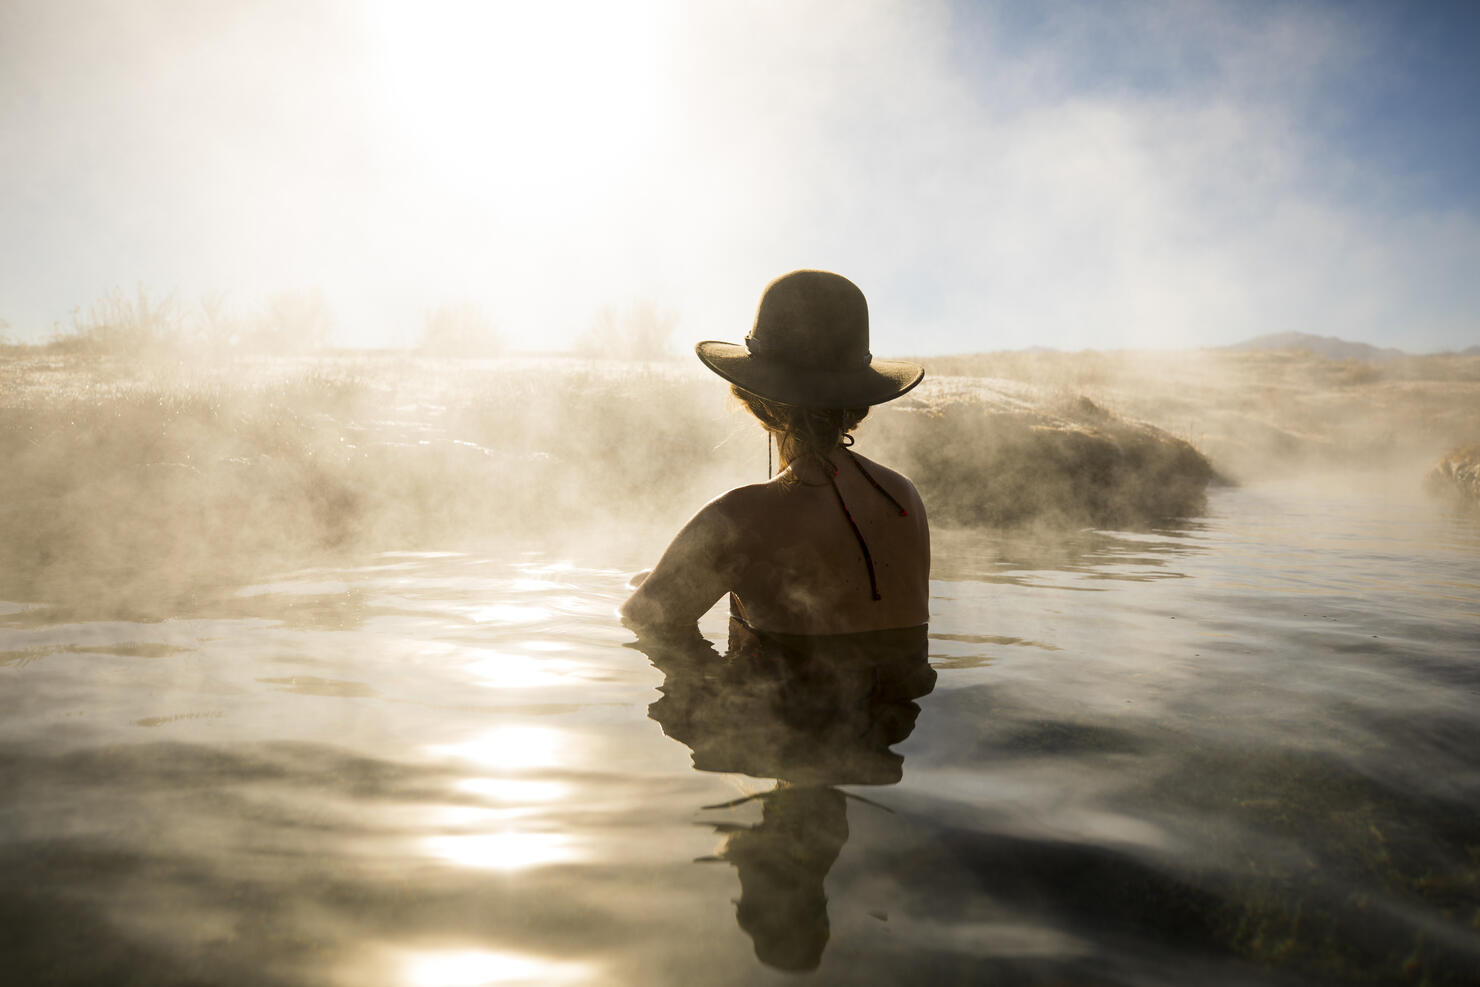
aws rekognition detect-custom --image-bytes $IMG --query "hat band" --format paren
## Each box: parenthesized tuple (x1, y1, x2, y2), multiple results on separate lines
(745, 331, 872, 370)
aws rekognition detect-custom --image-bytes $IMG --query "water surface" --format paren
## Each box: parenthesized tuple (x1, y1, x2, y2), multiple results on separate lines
(2, 480, 1478, 985)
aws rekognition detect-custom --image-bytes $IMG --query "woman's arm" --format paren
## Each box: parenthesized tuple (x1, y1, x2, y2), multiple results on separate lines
(620, 495, 746, 629)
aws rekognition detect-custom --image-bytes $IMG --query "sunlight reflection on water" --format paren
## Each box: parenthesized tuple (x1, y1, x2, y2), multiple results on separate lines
(353, 948, 592, 987)
(455, 777, 569, 802)
(420, 831, 577, 871)
(462, 603, 553, 624)
(2, 481, 1478, 985)
(429, 725, 569, 770)
(464, 650, 588, 689)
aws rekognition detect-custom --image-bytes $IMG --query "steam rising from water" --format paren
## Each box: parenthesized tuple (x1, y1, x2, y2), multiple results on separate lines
(2, 344, 1474, 621)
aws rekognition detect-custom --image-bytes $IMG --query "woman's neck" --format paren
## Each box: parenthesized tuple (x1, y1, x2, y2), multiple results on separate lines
(776, 444, 845, 483)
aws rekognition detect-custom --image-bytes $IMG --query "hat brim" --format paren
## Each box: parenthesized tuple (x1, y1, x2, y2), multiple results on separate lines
(695, 341, 924, 408)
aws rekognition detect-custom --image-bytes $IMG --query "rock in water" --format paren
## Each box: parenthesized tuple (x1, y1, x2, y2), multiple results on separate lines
(1425, 446, 1480, 508)
(869, 381, 1215, 528)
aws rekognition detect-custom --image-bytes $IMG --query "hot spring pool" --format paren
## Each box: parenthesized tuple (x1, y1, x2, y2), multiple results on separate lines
(2, 479, 1477, 985)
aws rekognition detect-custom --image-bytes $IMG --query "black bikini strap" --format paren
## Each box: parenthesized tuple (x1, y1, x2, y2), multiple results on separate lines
(825, 468, 882, 602)
(846, 450, 909, 516)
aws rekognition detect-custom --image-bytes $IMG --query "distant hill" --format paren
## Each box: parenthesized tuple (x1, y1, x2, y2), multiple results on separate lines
(1223, 332, 1407, 362)
(1461, 345, 1480, 356)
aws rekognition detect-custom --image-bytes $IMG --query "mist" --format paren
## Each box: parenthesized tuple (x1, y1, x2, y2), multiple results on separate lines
(7, 316, 1474, 622)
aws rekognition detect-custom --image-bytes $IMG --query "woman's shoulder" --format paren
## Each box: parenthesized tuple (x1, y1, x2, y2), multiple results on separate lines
(706, 480, 786, 525)
(849, 452, 915, 483)
(849, 453, 926, 514)
(675, 482, 774, 537)
(693, 480, 812, 549)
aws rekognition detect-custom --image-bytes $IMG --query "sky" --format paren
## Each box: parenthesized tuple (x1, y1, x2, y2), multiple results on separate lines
(2, 0, 1478, 354)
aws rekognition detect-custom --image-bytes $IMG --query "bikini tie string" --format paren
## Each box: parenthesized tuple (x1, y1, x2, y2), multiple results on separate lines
(772, 438, 908, 603)
(825, 464, 883, 602)
(845, 449, 909, 517)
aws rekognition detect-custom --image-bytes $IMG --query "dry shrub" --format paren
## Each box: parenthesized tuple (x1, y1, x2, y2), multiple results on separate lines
(575, 300, 678, 360)
(48, 284, 185, 355)
(420, 302, 503, 356)
(40, 285, 337, 358)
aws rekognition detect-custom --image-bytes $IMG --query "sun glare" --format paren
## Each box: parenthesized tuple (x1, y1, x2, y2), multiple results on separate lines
(372, 0, 671, 219)
(429, 725, 566, 770)
(465, 650, 580, 689)
(456, 777, 569, 802)
(421, 831, 576, 870)
(463, 604, 551, 625)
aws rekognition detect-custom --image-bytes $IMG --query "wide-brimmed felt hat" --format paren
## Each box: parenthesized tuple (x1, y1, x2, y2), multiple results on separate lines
(695, 270, 924, 408)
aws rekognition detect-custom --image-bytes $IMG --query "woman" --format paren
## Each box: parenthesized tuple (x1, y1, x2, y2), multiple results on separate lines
(620, 270, 929, 635)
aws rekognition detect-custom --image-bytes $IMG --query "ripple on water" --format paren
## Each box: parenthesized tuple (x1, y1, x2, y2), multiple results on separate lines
(1, 483, 1478, 984)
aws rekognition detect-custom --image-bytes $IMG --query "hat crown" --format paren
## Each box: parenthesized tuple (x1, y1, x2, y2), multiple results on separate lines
(746, 271, 871, 371)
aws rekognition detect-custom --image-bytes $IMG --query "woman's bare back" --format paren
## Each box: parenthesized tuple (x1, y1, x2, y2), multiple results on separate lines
(620, 449, 928, 634)
(726, 450, 929, 634)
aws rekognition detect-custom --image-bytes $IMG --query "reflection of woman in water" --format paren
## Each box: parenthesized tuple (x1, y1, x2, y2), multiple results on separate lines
(620, 269, 929, 634)
(622, 271, 933, 972)
(636, 620, 936, 972)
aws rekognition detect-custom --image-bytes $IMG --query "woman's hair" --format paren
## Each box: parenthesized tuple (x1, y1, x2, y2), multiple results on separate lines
(731, 385, 868, 470)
